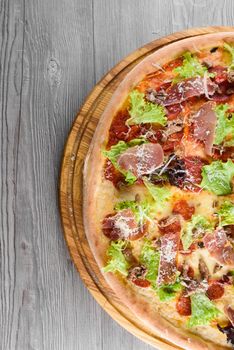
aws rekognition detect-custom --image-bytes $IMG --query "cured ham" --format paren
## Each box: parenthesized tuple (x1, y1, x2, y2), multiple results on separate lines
(225, 306, 234, 327)
(203, 228, 234, 266)
(117, 143, 164, 177)
(157, 231, 180, 285)
(193, 102, 217, 156)
(102, 209, 144, 241)
(158, 215, 181, 235)
(146, 76, 217, 106)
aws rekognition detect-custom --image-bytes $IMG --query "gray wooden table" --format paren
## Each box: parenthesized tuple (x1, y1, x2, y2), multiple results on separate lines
(1, 0, 234, 349)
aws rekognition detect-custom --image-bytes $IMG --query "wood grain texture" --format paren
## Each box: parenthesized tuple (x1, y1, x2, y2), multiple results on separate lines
(1, 1, 234, 350)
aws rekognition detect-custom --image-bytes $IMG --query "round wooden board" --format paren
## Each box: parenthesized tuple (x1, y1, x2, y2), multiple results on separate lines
(60, 26, 234, 350)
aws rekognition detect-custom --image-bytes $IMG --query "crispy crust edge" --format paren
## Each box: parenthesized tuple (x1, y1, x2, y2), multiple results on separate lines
(83, 32, 234, 350)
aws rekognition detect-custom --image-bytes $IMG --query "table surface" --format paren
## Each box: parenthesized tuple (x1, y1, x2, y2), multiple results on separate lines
(1, 1, 234, 349)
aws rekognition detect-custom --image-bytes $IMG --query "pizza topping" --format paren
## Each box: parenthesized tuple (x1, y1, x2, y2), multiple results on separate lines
(181, 276, 208, 296)
(140, 240, 160, 285)
(172, 52, 214, 83)
(188, 292, 221, 327)
(102, 209, 145, 241)
(203, 228, 234, 266)
(209, 65, 228, 84)
(143, 179, 171, 211)
(181, 215, 213, 251)
(224, 43, 234, 72)
(147, 76, 217, 107)
(114, 200, 150, 228)
(101, 46, 234, 339)
(225, 306, 234, 326)
(104, 159, 126, 188)
(157, 231, 180, 285)
(117, 143, 164, 178)
(103, 139, 147, 184)
(218, 324, 234, 346)
(103, 241, 129, 275)
(217, 201, 234, 226)
(184, 156, 206, 189)
(193, 101, 217, 156)
(214, 104, 234, 147)
(127, 90, 167, 126)
(206, 282, 224, 300)
(166, 155, 187, 187)
(158, 215, 181, 235)
(200, 159, 234, 195)
(176, 293, 191, 316)
(172, 199, 195, 220)
(162, 131, 184, 153)
(199, 257, 210, 280)
(181, 264, 195, 279)
(128, 265, 151, 288)
(157, 280, 182, 301)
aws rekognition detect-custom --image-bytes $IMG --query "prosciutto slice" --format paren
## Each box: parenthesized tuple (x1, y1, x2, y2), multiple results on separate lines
(193, 101, 217, 156)
(203, 229, 234, 266)
(117, 143, 164, 177)
(102, 209, 145, 241)
(157, 231, 180, 285)
(147, 76, 217, 106)
(225, 306, 234, 327)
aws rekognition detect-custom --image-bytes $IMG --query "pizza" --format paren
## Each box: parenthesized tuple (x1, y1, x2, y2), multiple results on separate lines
(83, 32, 234, 350)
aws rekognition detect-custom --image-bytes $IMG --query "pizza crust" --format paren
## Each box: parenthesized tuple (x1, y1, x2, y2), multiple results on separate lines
(83, 32, 234, 350)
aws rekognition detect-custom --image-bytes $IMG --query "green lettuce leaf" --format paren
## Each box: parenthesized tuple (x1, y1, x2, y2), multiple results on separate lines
(188, 293, 221, 327)
(127, 90, 167, 126)
(173, 52, 214, 83)
(143, 178, 171, 211)
(103, 139, 145, 184)
(181, 215, 213, 250)
(114, 200, 150, 225)
(214, 104, 234, 146)
(103, 241, 129, 276)
(140, 240, 160, 285)
(224, 43, 234, 71)
(200, 160, 234, 195)
(157, 280, 183, 302)
(217, 201, 234, 226)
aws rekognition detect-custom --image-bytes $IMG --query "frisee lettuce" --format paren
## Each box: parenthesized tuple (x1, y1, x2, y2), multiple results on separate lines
(214, 104, 234, 146)
(173, 52, 214, 83)
(103, 139, 146, 184)
(127, 90, 167, 126)
(114, 200, 150, 225)
(188, 293, 221, 327)
(217, 201, 234, 226)
(200, 160, 234, 195)
(143, 178, 171, 211)
(140, 240, 160, 285)
(140, 240, 182, 301)
(181, 215, 213, 250)
(223, 43, 234, 71)
(157, 280, 183, 302)
(103, 240, 129, 276)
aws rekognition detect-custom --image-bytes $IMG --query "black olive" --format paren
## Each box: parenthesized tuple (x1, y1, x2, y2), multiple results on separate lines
(217, 324, 234, 346)
(166, 155, 186, 187)
(197, 242, 204, 248)
(210, 47, 218, 53)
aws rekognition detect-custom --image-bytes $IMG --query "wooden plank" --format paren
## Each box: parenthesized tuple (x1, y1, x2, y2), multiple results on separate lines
(93, 0, 234, 81)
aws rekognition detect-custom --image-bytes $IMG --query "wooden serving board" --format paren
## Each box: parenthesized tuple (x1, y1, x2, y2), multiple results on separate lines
(59, 26, 234, 350)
